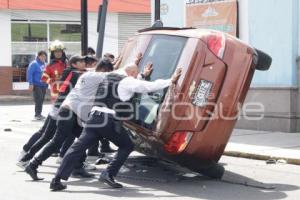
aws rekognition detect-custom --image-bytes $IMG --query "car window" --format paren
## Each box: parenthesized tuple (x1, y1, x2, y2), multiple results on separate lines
(139, 35, 187, 80)
(134, 35, 187, 129)
(119, 35, 151, 68)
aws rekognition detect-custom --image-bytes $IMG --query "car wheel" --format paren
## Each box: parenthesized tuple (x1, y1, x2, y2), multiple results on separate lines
(254, 48, 272, 71)
(197, 162, 225, 179)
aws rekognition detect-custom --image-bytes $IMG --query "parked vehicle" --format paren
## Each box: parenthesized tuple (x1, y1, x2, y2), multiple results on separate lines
(117, 27, 272, 178)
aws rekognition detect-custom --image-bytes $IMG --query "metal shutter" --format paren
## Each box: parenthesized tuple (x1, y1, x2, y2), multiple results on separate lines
(118, 13, 151, 52)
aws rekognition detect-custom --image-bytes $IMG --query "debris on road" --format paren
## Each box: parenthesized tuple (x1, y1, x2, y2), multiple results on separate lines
(266, 159, 277, 164)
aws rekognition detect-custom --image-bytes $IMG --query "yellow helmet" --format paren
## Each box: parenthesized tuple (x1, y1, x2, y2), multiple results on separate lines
(49, 40, 66, 52)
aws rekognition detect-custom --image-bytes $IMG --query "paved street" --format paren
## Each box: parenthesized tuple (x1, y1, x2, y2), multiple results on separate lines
(1, 104, 300, 200)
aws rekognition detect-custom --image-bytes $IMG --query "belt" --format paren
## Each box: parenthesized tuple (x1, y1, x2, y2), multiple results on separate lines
(91, 106, 116, 115)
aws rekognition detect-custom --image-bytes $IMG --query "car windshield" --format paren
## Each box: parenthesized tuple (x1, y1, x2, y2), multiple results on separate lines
(133, 35, 187, 129)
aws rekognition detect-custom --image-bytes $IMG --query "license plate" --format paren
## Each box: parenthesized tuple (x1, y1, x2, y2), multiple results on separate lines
(192, 80, 213, 107)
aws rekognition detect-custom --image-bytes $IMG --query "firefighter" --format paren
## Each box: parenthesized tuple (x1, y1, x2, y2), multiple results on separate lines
(41, 40, 67, 102)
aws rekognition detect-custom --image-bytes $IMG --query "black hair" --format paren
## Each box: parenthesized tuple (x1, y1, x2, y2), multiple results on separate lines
(85, 55, 98, 65)
(37, 50, 47, 57)
(87, 47, 96, 55)
(96, 58, 113, 72)
(104, 53, 115, 60)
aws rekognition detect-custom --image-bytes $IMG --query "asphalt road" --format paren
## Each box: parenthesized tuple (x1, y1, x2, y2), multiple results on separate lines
(0, 104, 300, 200)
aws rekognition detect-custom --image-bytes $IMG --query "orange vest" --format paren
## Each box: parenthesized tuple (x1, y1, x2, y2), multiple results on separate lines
(41, 60, 66, 102)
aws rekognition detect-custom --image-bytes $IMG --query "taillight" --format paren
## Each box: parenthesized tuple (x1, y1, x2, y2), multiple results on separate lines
(164, 131, 193, 154)
(207, 32, 226, 59)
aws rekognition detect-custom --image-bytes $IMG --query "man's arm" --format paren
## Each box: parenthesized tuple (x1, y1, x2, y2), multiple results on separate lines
(27, 62, 36, 91)
(119, 68, 182, 99)
(41, 64, 52, 84)
(125, 78, 172, 94)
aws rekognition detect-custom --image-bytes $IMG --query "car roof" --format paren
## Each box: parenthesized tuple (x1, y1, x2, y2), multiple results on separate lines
(138, 28, 219, 39)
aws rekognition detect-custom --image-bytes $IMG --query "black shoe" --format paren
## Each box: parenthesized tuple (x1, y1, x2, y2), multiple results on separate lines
(50, 178, 67, 191)
(87, 151, 102, 157)
(99, 171, 123, 188)
(51, 153, 59, 157)
(71, 168, 95, 178)
(95, 157, 110, 165)
(100, 147, 116, 153)
(34, 115, 46, 121)
(25, 164, 44, 181)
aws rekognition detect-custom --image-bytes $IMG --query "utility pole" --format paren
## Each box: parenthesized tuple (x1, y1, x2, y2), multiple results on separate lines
(96, 0, 108, 58)
(81, 0, 88, 56)
(154, 0, 160, 21)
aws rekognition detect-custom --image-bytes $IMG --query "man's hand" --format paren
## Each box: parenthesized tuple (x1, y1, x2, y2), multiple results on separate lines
(113, 55, 123, 70)
(171, 68, 182, 84)
(142, 63, 153, 78)
(134, 52, 143, 65)
(29, 85, 34, 91)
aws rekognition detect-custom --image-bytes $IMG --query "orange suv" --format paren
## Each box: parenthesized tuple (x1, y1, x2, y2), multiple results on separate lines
(118, 27, 272, 178)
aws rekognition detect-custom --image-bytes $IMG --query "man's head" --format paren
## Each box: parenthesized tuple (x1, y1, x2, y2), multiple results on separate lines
(96, 58, 114, 72)
(104, 53, 115, 63)
(124, 63, 139, 78)
(87, 47, 96, 56)
(37, 50, 47, 63)
(68, 55, 86, 71)
(85, 55, 98, 68)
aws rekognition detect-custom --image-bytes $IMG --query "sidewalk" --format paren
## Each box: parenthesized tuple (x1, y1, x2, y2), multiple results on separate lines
(225, 129, 300, 165)
(0, 95, 51, 104)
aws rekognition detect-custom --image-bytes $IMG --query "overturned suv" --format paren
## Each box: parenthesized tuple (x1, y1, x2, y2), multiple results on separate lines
(116, 27, 272, 179)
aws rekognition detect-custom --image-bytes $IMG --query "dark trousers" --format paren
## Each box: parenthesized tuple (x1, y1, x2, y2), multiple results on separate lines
(23, 115, 51, 152)
(30, 107, 84, 169)
(59, 134, 76, 157)
(55, 111, 134, 180)
(88, 137, 110, 154)
(33, 86, 46, 116)
(21, 115, 57, 162)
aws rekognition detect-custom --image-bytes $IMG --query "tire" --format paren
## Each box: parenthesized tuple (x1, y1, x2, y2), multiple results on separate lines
(254, 48, 272, 71)
(197, 162, 225, 179)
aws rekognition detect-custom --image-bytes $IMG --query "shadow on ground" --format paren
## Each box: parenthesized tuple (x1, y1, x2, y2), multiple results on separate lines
(55, 156, 300, 200)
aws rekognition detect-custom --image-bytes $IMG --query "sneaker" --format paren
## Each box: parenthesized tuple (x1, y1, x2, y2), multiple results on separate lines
(71, 168, 94, 178)
(99, 170, 123, 188)
(56, 157, 63, 164)
(83, 161, 97, 170)
(50, 178, 67, 191)
(16, 160, 29, 169)
(17, 150, 27, 162)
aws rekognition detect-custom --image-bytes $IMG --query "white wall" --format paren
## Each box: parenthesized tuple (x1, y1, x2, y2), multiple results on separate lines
(10, 10, 119, 57)
(238, 0, 249, 43)
(0, 11, 12, 66)
(88, 12, 119, 56)
(10, 10, 81, 21)
(151, 0, 185, 27)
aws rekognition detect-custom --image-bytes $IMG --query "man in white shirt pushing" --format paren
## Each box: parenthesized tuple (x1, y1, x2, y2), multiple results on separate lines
(49, 63, 182, 191)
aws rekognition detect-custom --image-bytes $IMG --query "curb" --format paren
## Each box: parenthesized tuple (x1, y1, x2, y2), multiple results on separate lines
(0, 96, 51, 104)
(224, 151, 300, 166)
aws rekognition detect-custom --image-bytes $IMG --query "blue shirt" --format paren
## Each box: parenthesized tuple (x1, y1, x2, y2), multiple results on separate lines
(27, 58, 48, 88)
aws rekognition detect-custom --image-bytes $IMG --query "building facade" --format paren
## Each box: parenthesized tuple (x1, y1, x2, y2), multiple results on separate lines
(151, 0, 300, 132)
(0, 0, 151, 95)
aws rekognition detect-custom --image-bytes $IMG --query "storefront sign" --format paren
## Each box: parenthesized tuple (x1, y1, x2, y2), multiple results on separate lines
(186, 0, 238, 36)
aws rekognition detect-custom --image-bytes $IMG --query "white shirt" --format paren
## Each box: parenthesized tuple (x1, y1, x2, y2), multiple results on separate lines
(118, 77, 171, 101)
(62, 71, 107, 121)
(91, 76, 172, 114)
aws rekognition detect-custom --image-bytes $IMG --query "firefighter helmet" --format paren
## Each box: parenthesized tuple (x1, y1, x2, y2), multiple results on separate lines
(49, 40, 66, 52)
